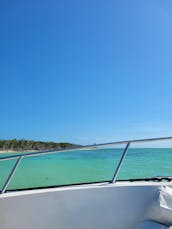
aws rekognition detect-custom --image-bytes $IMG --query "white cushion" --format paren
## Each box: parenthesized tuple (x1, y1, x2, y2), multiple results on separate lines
(138, 220, 169, 229)
(146, 186, 172, 226)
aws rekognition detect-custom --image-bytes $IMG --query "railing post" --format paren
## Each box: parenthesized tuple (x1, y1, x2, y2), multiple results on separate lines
(111, 142, 130, 183)
(1, 156, 23, 194)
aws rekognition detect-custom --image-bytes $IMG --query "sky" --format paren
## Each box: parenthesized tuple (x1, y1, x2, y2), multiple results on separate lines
(1, 0, 172, 145)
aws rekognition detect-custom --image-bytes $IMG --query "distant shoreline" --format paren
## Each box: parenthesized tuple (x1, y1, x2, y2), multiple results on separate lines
(0, 150, 38, 154)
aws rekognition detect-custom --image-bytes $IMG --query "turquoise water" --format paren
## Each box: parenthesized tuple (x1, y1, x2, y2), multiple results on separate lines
(0, 148, 172, 191)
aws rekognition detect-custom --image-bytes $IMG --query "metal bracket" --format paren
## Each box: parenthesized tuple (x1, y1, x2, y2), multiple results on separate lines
(1, 156, 23, 194)
(111, 142, 130, 183)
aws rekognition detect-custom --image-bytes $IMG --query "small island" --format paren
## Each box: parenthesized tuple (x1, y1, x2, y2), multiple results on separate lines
(0, 139, 79, 153)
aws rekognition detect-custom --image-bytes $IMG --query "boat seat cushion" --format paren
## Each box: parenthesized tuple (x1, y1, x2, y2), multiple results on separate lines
(146, 186, 172, 226)
(138, 220, 171, 229)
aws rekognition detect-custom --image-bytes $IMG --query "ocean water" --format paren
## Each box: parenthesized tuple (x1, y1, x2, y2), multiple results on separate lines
(0, 148, 172, 191)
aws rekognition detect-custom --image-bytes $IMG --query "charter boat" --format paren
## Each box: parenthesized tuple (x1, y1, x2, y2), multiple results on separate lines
(0, 137, 172, 229)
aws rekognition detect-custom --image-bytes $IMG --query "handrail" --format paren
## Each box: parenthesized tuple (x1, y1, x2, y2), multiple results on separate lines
(0, 136, 172, 194)
(0, 136, 172, 161)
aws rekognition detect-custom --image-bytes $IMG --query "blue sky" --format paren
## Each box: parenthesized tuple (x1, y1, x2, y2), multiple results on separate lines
(1, 0, 172, 145)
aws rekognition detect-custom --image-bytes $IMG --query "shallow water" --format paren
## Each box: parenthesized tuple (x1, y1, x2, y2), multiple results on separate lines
(0, 148, 172, 191)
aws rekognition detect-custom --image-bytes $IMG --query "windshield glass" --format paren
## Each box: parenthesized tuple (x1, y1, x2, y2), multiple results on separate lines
(0, 140, 172, 192)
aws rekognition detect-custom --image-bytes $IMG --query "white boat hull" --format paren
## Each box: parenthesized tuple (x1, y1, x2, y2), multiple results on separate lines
(0, 182, 171, 229)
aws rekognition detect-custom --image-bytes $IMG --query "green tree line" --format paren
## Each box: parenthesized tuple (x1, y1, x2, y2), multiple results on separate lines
(0, 139, 78, 151)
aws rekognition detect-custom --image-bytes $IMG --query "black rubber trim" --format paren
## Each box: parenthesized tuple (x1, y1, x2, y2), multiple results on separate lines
(2, 177, 172, 194)
(119, 177, 172, 182)
(2, 180, 110, 193)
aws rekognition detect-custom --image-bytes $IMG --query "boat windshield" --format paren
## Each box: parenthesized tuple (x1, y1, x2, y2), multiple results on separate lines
(0, 137, 172, 193)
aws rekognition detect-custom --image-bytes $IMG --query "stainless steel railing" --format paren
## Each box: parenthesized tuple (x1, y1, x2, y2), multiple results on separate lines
(0, 136, 172, 194)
